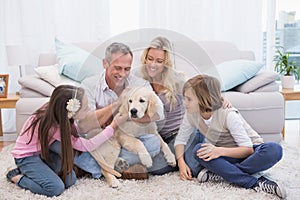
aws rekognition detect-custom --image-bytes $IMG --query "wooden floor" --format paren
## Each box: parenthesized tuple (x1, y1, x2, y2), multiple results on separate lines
(0, 133, 17, 151)
(0, 141, 15, 151)
(1, 119, 300, 152)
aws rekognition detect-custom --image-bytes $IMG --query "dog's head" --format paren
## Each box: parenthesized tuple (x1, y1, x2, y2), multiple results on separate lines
(119, 87, 158, 119)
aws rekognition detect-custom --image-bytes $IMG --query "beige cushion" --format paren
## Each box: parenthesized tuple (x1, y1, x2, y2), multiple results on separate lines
(34, 64, 77, 87)
(18, 75, 54, 97)
(235, 70, 279, 93)
(255, 81, 279, 92)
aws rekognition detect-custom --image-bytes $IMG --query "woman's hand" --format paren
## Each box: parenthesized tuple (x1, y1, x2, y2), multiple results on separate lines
(177, 158, 193, 181)
(196, 143, 221, 161)
(222, 97, 232, 108)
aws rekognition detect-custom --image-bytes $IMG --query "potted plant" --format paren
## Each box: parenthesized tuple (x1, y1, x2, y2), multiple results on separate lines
(274, 46, 300, 89)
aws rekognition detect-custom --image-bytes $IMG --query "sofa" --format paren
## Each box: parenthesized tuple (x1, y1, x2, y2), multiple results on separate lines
(16, 40, 284, 142)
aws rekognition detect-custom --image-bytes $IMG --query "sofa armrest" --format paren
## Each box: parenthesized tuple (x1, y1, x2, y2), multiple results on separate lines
(16, 98, 50, 134)
(224, 91, 284, 142)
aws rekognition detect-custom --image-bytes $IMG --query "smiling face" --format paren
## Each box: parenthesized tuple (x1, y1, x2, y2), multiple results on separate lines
(183, 87, 200, 114)
(145, 48, 166, 81)
(103, 53, 132, 90)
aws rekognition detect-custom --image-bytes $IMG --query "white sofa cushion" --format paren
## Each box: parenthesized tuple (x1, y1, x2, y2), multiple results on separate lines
(235, 70, 279, 93)
(34, 64, 77, 87)
(18, 75, 54, 97)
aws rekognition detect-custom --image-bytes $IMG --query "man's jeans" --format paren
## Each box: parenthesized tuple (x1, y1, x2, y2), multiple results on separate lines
(118, 134, 161, 166)
(150, 129, 205, 176)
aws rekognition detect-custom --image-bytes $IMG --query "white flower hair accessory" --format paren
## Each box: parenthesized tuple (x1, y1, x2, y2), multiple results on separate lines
(66, 98, 81, 119)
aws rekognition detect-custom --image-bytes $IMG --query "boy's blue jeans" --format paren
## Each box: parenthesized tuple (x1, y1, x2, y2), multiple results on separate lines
(193, 142, 283, 188)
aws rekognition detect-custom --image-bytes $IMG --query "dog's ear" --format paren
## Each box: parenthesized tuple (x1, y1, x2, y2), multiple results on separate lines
(146, 92, 158, 118)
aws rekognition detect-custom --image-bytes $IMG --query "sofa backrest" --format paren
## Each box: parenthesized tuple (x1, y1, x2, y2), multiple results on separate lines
(38, 41, 255, 79)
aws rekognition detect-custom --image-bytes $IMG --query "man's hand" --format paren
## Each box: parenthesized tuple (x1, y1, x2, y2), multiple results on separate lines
(77, 110, 101, 133)
(95, 100, 121, 128)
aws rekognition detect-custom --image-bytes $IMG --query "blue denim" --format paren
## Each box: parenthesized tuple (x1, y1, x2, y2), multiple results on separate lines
(14, 142, 77, 197)
(150, 129, 205, 176)
(193, 142, 282, 188)
(184, 129, 205, 177)
(148, 135, 177, 174)
(118, 134, 161, 166)
(49, 140, 102, 178)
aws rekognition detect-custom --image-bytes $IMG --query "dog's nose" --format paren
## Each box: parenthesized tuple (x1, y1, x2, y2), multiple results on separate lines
(130, 108, 138, 118)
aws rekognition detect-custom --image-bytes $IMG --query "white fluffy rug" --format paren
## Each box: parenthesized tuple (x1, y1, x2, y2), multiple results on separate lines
(0, 142, 299, 200)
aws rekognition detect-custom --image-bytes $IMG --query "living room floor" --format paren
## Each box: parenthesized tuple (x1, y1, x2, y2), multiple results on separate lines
(1, 119, 300, 152)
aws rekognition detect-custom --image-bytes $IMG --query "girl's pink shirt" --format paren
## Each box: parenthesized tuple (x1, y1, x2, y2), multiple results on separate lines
(11, 115, 114, 159)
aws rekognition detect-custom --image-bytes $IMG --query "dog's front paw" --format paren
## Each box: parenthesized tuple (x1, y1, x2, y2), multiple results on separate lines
(114, 158, 129, 172)
(166, 154, 177, 167)
(110, 179, 121, 189)
(139, 154, 152, 168)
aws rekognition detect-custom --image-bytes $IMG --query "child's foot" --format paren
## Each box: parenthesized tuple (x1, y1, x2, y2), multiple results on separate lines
(252, 176, 286, 199)
(197, 168, 223, 183)
(6, 168, 22, 183)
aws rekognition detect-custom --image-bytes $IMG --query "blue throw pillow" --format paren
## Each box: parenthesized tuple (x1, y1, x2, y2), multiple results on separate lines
(205, 59, 264, 91)
(55, 38, 102, 82)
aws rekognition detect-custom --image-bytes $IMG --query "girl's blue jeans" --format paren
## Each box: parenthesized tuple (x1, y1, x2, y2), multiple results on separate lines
(14, 140, 101, 197)
(193, 142, 283, 188)
(14, 141, 77, 197)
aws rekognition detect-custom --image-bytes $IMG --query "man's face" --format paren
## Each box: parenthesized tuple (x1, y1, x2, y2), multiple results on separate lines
(103, 53, 132, 90)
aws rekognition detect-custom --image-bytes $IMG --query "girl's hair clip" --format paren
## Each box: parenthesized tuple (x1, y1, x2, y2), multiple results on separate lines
(66, 98, 81, 119)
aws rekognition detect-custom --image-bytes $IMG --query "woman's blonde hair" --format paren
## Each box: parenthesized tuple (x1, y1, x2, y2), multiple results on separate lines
(140, 36, 185, 109)
(183, 74, 223, 113)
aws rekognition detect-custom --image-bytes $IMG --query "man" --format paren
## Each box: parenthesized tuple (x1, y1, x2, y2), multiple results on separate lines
(80, 42, 165, 179)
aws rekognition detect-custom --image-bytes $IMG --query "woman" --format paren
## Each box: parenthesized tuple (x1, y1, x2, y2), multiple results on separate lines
(136, 36, 205, 175)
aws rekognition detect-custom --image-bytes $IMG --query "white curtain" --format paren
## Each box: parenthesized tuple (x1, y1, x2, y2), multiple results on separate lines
(140, 0, 264, 62)
(0, 0, 268, 133)
(0, 0, 110, 132)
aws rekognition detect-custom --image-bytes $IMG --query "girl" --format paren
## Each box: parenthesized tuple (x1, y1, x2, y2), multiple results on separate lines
(6, 85, 127, 197)
(174, 75, 286, 198)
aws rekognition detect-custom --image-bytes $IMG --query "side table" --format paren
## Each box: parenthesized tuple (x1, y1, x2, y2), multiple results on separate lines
(0, 93, 20, 136)
(280, 84, 300, 139)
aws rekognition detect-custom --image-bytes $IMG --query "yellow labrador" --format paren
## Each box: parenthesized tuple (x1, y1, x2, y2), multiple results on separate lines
(90, 87, 176, 188)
